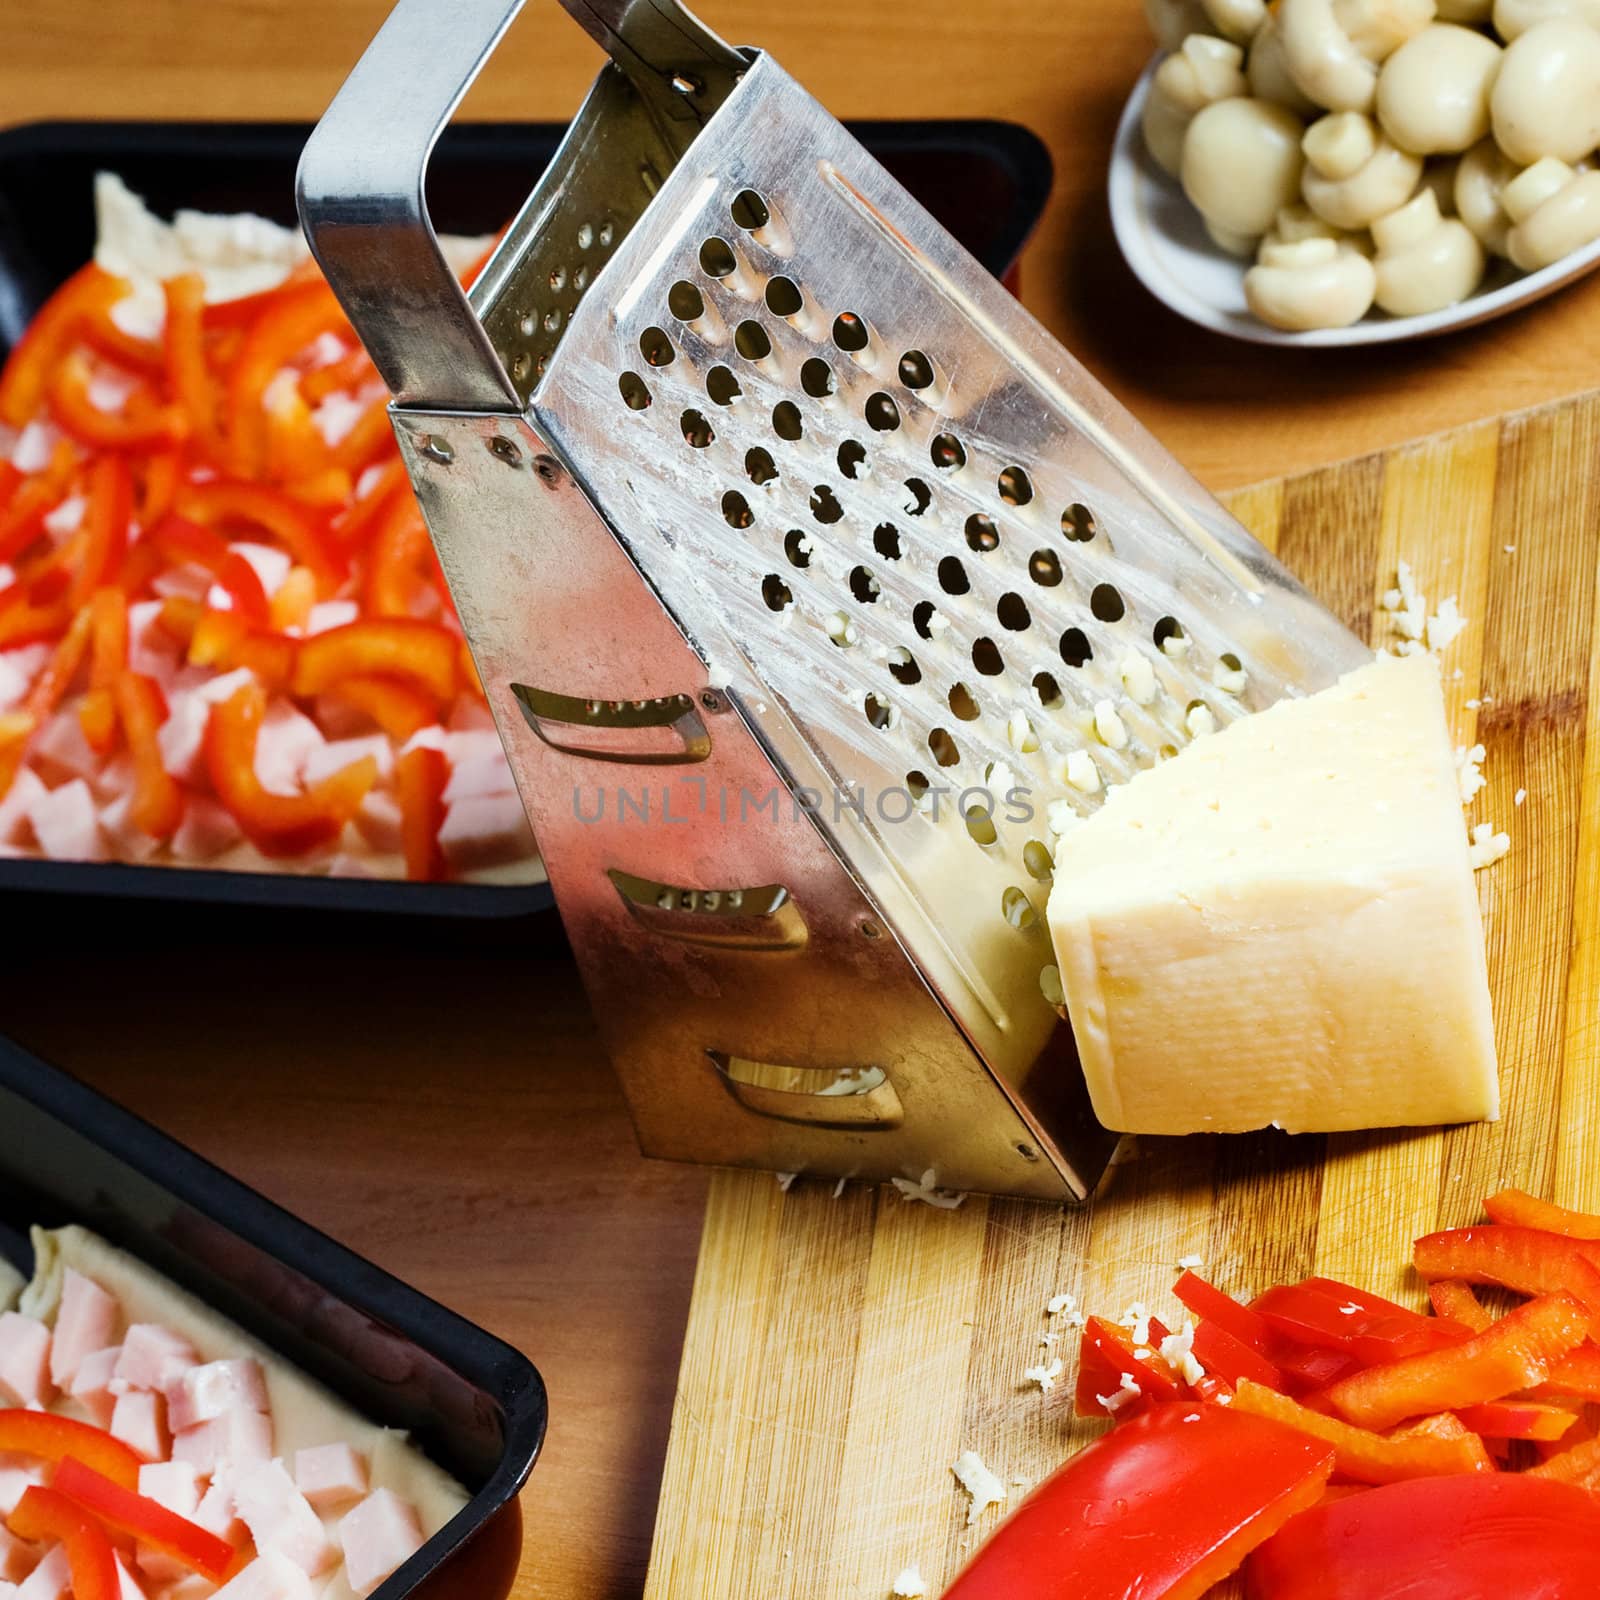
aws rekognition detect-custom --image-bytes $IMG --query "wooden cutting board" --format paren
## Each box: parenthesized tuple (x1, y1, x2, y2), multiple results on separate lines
(643, 390, 1600, 1600)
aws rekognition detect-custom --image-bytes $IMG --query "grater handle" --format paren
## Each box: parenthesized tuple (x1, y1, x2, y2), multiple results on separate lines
(559, 0, 745, 113)
(296, 0, 525, 413)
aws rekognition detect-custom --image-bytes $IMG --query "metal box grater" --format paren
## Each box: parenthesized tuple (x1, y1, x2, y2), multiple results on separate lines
(299, 0, 1367, 1202)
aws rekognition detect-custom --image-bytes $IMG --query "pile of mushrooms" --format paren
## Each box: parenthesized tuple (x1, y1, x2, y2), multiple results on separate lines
(1141, 0, 1600, 329)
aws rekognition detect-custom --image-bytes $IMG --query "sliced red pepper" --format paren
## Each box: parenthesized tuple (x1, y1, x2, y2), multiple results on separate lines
(942, 1402, 1334, 1600)
(205, 681, 377, 857)
(1192, 1316, 1286, 1392)
(68, 456, 133, 609)
(114, 672, 183, 840)
(1529, 1435, 1600, 1490)
(0, 460, 19, 515)
(300, 345, 376, 405)
(332, 458, 407, 548)
(48, 351, 188, 452)
(1174, 1271, 1278, 1355)
(54, 1457, 234, 1583)
(1073, 1316, 1188, 1419)
(1255, 1284, 1377, 1352)
(1455, 1400, 1578, 1440)
(1485, 1187, 1600, 1240)
(163, 273, 222, 462)
(397, 743, 449, 882)
(291, 618, 458, 702)
(176, 480, 344, 595)
(286, 466, 355, 509)
(80, 303, 164, 378)
(1531, 1343, 1600, 1401)
(364, 492, 431, 617)
(0, 1410, 141, 1490)
(0, 591, 70, 649)
(78, 588, 129, 754)
(0, 264, 131, 427)
(1230, 1378, 1492, 1484)
(1415, 1225, 1600, 1333)
(1246, 1472, 1600, 1600)
(1276, 1345, 1362, 1396)
(187, 608, 296, 691)
(269, 564, 318, 634)
(0, 440, 81, 565)
(1323, 1291, 1592, 1431)
(321, 674, 440, 741)
(328, 394, 394, 475)
(7, 1485, 120, 1600)
(137, 446, 184, 528)
(1429, 1279, 1495, 1334)
(151, 516, 270, 624)
(264, 387, 331, 484)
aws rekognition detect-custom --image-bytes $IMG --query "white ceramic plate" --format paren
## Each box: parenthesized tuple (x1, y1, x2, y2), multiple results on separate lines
(1109, 55, 1600, 348)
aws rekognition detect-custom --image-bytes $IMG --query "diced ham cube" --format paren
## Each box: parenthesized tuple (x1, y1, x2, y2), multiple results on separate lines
(25, 778, 108, 861)
(11, 421, 60, 474)
(169, 795, 243, 864)
(306, 601, 358, 635)
(193, 1477, 249, 1549)
(0, 1315, 51, 1407)
(156, 692, 211, 785)
(69, 1345, 121, 1427)
(41, 497, 85, 539)
(300, 735, 392, 787)
(230, 544, 292, 598)
(167, 1358, 268, 1433)
(126, 601, 182, 683)
(110, 1390, 168, 1464)
(115, 1556, 148, 1600)
(98, 792, 166, 863)
(442, 729, 504, 766)
(138, 1460, 201, 1517)
(0, 1581, 16, 1600)
(0, 766, 45, 848)
(151, 565, 211, 602)
(48, 1270, 117, 1389)
(446, 697, 496, 734)
(16, 1544, 67, 1600)
(399, 725, 447, 756)
(0, 1459, 43, 1518)
(255, 703, 324, 798)
(231, 1460, 335, 1577)
(326, 851, 379, 879)
(31, 715, 102, 786)
(211, 1550, 315, 1600)
(441, 751, 515, 803)
(171, 1408, 273, 1475)
(0, 1521, 35, 1582)
(352, 789, 402, 853)
(115, 1325, 197, 1393)
(339, 1488, 425, 1598)
(438, 792, 533, 871)
(293, 1443, 368, 1511)
(0, 647, 50, 716)
(192, 667, 257, 707)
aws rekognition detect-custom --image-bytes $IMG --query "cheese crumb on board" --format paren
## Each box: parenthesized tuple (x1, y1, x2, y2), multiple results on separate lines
(1045, 1292, 1076, 1317)
(891, 1567, 928, 1598)
(891, 1169, 965, 1210)
(1177, 1253, 1204, 1271)
(1047, 653, 1499, 1136)
(1468, 822, 1511, 869)
(1456, 743, 1487, 804)
(1117, 1302, 1153, 1346)
(1515, 788, 1527, 807)
(1022, 1357, 1064, 1393)
(775, 1172, 797, 1192)
(1380, 561, 1468, 657)
(951, 1451, 1007, 1524)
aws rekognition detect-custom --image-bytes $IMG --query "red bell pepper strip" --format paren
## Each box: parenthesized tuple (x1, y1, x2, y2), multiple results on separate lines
(0, 460, 19, 515)
(941, 1402, 1334, 1600)
(1192, 1316, 1286, 1392)
(22, 603, 93, 729)
(0, 264, 131, 427)
(137, 446, 184, 528)
(54, 1457, 234, 1584)
(1454, 1400, 1578, 1441)
(48, 351, 188, 452)
(78, 588, 129, 754)
(1414, 1226, 1600, 1332)
(1246, 1472, 1600, 1600)
(1254, 1284, 1377, 1352)
(1230, 1378, 1492, 1484)
(0, 440, 80, 565)
(1429, 1280, 1495, 1334)
(7, 1485, 120, 1600)
(151, 516, 271, 624)
(80, 304, 164, 378)
(364, 493, 431, 617)
(1531, 1343, 1600, 1401)
(1174, 1271, 1278, 1354)
(1529, 1436, 1600, 1490)
(333, 458, 407, 548)
(114, 672, 183, 840)
(286, 466, 355, 510)
(321, 674, 441, 741)
(1275, 1345, 1362, 1396)
(1073, 1316, 1190, 1419)
(291, 618, 458, 702)
(0, 591, 70, 650)
(397, 743, 449, 882)
(187, 609, 297, 690)
(1323, 1291, 1592, 1431)
(1485, 1187, 1600, 1240)
(68, 456, 133, 610)
(329, 394, 395, 476)
(0, 1410, 141, 1490)
(163, 272, 222, 461)
(175, 481, 344, 595)
(205, 681, 377, 857)
(301, 345, 377, 405)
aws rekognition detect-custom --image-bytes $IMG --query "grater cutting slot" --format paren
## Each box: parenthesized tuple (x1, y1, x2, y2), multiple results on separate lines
(511, 684, 711, 763)
(610, 871, 806, 950)
(710, 1054, 902, 1129)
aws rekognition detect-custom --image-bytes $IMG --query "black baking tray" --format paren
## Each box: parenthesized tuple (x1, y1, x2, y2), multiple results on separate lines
(0, 116, 1052, 925)
(0, 1031, 546, 1600)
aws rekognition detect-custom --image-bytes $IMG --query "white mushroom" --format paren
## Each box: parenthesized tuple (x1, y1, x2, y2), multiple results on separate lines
(1302, 111, 1425, 226)
(1247, 13, 1322, 114)
(1490, 19, 1600, 165)
(1280, 0, 1435, 112)
(1371, 186, 1487, 311)
(1455, 136, 1522, 253)
(1502, 155, 1600, 266)
(1436, 0, 1492, 17)
(1376, 25, 1502, 154)
(1245, 234, 1380, 325)
(1143, 35, 1250, 175)
(1204, 0, 1271, 42)
(1493, 0, 1600, 41)
(1182, 97, 1309, 253)
(1145, 0, 1214, 49)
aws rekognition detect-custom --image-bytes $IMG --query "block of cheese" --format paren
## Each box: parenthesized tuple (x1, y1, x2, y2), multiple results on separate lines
(1046, 653, 1498, 1135)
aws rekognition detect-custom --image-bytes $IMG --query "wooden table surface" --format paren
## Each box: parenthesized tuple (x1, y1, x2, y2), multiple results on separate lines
(6, 2, 1600, 1597)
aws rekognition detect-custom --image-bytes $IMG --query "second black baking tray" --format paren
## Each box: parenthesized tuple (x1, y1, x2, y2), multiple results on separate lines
(0, 1030, 546, 1600)
(0, 116, 1052, 923)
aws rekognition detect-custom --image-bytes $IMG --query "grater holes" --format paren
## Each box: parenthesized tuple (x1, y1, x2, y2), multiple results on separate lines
(1033, 670, 1064, 709)
(930, 432, 967, 471)
(887, 647, 921, 685)
(722, 490, 754, 529)
(706, 365, 742, 405)
(937, 556, 970, 595)
(772, 401, 803, 441)
(903, 478, 931, 516)
(735, 320, 773, 361)
(730, 189, 771, 230)
(618, 371, 651, 411)
(668, 281, 705, 321)
(577, 222, 595, 249)
(929, 728, 960, 767)
(873, 523, 902, 561)
(864, 393, 900, 432)
(965, 803, 998, 848)
(783, 529, 812, 568)
(965, 514, 999, 553)
(745, 447, 778, 486)
(998, 466, 1034, 508)
(1029, 549, 1062, 586)
(640, 327, 675, 366)
(810, 486, 844, 524)
(912, 601, 940, 640)
(1001, 886, 1037, 930)
(863, 692, 893, 730)
(1155, 616, 1189, 655)
(1059, 628, 1093, 669)
(1062, 502, 1098, 542)
(837, 440, 867, 480)
(800, 359, 834, 398)
(948, 683, 980, 721)
(762, 574, 793, 611)
(971, 638, 1004, 676)
(898, 350, 935, 390)
(699, 237, 738, 278)
(681, 409, 714, 448)
(906, 769, 930, 802)
(1023, 839, 1055, 882)
(848, 566, 880, 604)
(1090, 583, 1126, 623)
(765, 276, 804, 317)
(832, 312, 870, 354)
(997, 592, 1031, 631)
